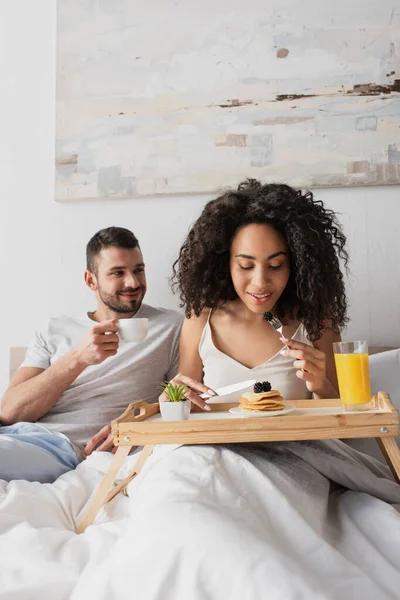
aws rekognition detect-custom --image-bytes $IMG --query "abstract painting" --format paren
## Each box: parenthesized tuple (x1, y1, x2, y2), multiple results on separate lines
(56, 0, 400, 200)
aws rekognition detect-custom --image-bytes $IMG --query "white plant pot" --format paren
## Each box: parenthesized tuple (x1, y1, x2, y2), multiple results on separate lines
(159, 399, 191, 421)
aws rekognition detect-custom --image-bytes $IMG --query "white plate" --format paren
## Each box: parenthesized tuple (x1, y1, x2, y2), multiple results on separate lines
(229, 404, 296, 418)
(201, 379, 256, 403)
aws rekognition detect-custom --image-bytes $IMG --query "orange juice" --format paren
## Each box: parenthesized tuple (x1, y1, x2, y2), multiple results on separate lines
(334, 353, 371, 406)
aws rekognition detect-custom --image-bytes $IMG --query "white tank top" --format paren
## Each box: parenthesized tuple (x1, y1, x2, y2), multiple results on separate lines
(199, 313, 313, 400)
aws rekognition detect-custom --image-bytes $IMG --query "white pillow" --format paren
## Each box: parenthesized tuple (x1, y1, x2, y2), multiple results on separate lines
(344, 349, 400, 463)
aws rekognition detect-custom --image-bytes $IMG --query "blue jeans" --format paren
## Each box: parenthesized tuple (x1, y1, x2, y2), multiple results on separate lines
(0, 422, 79, 483)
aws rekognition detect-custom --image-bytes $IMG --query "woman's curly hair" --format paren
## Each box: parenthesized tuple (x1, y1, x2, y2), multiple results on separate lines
(173, 179, 349, 341)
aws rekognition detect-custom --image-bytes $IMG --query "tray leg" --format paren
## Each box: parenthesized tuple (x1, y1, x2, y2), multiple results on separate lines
(105, 444, 155, 504)
(76, 445, 131, 534)
(376, 437, 400, 484)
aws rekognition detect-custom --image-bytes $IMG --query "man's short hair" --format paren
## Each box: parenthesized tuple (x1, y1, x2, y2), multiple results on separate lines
(86, 227, 139, 273)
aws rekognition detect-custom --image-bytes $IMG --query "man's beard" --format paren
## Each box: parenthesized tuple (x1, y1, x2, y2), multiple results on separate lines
(98, 286, 144, 314)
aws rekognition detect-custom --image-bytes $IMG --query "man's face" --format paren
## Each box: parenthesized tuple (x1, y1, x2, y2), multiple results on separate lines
(88, 246, 147, 315)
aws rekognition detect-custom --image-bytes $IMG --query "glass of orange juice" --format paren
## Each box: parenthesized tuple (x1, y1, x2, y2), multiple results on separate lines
(333, 341, 372, 411)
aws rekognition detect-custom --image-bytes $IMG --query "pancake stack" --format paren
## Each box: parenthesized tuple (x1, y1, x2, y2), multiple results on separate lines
(238, 388, 284, 412)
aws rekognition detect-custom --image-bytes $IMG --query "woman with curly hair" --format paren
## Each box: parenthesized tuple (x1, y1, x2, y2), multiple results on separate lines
(169, 178, 349, 408)
(151, 180, 400, 598)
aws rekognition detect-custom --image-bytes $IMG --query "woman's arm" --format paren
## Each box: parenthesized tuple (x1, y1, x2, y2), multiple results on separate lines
(159, 312, 215, 410)
(178, 313, 208, 382)
(281, 322, 341, 399)
(313, 326, 341, 394)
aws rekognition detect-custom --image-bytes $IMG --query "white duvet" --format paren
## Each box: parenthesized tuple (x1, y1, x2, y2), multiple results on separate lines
(1, 440, 400, 600)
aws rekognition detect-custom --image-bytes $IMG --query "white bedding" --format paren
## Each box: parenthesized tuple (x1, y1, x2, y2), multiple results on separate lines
(1, 440, 400, 600)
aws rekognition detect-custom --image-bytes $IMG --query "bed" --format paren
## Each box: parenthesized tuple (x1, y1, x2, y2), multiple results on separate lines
(1, 348, 400, 599)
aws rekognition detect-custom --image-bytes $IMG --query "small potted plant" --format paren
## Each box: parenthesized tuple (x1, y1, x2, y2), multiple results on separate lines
(159, 382, 191, 421)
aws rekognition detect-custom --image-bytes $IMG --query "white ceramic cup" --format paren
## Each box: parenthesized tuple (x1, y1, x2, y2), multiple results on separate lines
(117, 318, 148, 343)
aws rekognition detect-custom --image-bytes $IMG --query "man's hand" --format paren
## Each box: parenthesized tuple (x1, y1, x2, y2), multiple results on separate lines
(74, 319, 119, 368)
(84, 424, 138, 457)
(84, 424, 114, 456)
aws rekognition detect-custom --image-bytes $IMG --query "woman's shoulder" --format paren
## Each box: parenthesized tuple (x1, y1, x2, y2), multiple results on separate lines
(181, 309, 211, 335)
(208, 302, 241, 325)
(182, 305, 235, 327)
(278, 317, 303, 339)
(290, 318, 340, 348)
(179, 310, 212, 356)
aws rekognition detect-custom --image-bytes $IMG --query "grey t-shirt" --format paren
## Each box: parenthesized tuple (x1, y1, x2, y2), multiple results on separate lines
(21, 304, 183, 456)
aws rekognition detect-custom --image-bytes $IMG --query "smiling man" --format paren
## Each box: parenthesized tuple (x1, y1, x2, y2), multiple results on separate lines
(0, 227, 188, 483)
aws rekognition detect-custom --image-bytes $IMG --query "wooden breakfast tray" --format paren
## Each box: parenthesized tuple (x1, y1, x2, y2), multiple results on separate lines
(77, 391, 400, 533)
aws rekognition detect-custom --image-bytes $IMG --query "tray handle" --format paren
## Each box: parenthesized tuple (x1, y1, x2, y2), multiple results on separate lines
(113, 400, 160, 425)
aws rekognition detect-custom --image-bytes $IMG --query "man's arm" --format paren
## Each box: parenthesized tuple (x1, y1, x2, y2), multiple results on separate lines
(84, 315, 186, 456)
(0, 319, 120, 425)
(1, 357, 87, 424)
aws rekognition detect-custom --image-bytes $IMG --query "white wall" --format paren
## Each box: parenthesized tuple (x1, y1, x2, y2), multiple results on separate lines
(0, 1, 399, 394)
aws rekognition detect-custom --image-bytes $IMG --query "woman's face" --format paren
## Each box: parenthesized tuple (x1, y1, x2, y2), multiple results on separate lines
(230, 223, 290, 315)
